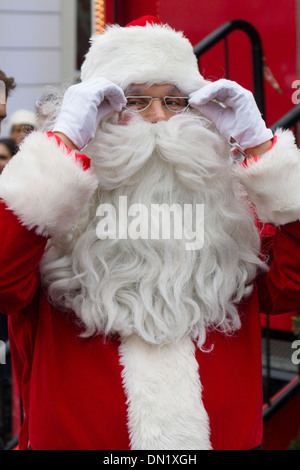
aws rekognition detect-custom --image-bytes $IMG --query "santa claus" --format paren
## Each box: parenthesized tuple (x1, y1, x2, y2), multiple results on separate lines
(1, 16, 300, 451)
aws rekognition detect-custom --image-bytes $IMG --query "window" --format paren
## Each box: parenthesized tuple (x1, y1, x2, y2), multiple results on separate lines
(77, 0, 92, 70)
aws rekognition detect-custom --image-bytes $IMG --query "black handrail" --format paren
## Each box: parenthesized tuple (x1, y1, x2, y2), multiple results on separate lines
(263, 376, 300, 421)
(193, 19, 265, 119)
(271, 105, 300, 131)
(194, 19, 300, 418)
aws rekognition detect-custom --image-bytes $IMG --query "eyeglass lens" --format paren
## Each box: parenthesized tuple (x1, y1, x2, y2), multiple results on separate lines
(125, 96, 189, 113)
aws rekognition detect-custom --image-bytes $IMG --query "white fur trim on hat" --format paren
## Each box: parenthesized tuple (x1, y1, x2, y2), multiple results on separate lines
(233, 128, 300, 226)
(119, 334, 212, 450)
(81, 23, 208, 94)
(0, 132, 98, 238)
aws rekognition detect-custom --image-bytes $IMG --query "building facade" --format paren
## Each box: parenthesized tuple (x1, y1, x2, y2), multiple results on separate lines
(0, 0, 78, 136)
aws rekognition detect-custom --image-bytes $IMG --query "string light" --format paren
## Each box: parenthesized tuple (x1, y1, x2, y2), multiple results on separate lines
(94, 0, 106, 34)
(156, 0, 161, 19)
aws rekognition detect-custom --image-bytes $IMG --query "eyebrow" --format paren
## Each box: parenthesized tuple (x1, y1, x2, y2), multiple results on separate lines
(125, 85, 183, 96)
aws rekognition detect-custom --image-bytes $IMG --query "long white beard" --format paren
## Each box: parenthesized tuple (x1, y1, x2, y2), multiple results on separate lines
(40, 112, 264, 349)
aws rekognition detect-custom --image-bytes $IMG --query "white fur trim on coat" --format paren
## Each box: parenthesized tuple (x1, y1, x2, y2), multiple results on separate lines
(81, 23, 209, 95)
(0, 132, 98, 238)
(233, 129, 300, 226)
(119, 335, 212, 450)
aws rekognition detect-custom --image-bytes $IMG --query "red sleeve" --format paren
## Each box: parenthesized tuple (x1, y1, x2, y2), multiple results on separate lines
(257, 220, 300, 314)
(46, 132, 91, 170)
(0, 133, 91, 316)
(0, 200, 47, 315)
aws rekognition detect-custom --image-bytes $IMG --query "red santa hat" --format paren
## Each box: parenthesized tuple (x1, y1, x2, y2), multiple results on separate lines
(80, 16, 208, 94)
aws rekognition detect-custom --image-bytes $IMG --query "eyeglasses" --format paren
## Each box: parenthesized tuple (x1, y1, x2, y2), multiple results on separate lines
(11, 125, 34, 134)
(125, 96, 189, 113)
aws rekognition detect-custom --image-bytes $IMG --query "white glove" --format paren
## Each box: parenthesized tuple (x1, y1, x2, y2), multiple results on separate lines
(189, 79, 273, 150)
(53, 77, 126, 150)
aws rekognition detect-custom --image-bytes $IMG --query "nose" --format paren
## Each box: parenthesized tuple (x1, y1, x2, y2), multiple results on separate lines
(142, 99, 169, 122)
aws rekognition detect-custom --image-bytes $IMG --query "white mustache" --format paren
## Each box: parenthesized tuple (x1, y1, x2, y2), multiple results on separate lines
(85, 112, 226, 190)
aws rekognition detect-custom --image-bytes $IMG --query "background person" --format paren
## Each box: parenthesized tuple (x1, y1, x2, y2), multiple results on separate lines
(35, 85, 67, 131)
(0, 69, 17, 449)
(7, 109, 36, 145)
(0, 138, 18, 175)
(0, 70, 16, 132)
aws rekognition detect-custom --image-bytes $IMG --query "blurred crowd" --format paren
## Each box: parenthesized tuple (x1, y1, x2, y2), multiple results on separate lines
(0, 69, 63, 446)
(0, 69, 65, 176)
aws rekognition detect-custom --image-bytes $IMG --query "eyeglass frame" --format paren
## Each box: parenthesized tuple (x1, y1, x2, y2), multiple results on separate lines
(124, 95, 190, 113)
(11, 125, 35, 134)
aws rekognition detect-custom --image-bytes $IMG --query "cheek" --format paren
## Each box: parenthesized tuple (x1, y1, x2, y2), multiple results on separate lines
(118, 111, 133, 125)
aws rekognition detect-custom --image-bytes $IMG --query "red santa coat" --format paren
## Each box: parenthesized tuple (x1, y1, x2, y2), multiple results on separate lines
(1, 130, 300, 450)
